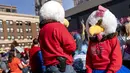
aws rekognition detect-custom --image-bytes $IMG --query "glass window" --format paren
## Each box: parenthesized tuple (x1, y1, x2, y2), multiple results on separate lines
(12, 9, 16, 13)
(36, 29, 39, 32)
(20, 28, 23, 33)
(29, 29, 31, 32)
(26, 29, 29, 32)
(22, 43, 24, 46)
(30, 36, 32, 39)
(25, 21, 31, 26)
(36, 22, 39, 28)
(27, 36, 29, 39)
(21, 36, 23, 39)
(0, 28, 3, 32)
(0, 20, 2, 25)
(10, 21, 13, 24)
(17, 29, 20, 32)
(18, 36, 20, 39)
(2, 44, 5, 47)
(8, 36, 11, 40)
(10, 28, 13, 32)
(6, 9, 11, 12)
(1, 36, 4, 40)
(8, 44, 11, 47)
(19, 21, 22, 26)
(16, 21, 19, 25)
(12, 36, 14, 40)
(6, 21, 9, 25)
(7, 28, 10, 32)
(19, 44, 21, 46)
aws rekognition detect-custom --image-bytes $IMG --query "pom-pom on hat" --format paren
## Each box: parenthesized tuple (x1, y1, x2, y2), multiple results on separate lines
(40, 1, 65, 24)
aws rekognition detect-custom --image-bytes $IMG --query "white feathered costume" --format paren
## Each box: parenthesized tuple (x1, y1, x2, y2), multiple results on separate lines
(85, 5, 127, 73)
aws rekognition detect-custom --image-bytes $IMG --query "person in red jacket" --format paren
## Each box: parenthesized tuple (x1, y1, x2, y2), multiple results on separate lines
(29, 38, 46, 73)
(39, 1, 76, 73)
(85, 5, 130, 73)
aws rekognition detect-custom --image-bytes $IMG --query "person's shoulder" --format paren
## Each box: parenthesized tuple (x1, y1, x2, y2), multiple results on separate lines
(13, 57, 20, 61)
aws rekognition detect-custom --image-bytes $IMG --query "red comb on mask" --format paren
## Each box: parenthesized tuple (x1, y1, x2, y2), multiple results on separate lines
(96, 5, 107, 17)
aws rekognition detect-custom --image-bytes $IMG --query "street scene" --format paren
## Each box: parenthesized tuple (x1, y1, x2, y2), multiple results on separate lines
(0, 0, 130, 73)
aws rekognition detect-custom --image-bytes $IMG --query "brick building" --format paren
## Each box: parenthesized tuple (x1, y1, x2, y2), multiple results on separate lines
(0, 4, 17, 13)
(0, 5, 39, 50)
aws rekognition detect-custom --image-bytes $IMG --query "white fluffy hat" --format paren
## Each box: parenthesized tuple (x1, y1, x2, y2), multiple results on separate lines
(86, 5, 118, 36)
(40, 1, 65, 24)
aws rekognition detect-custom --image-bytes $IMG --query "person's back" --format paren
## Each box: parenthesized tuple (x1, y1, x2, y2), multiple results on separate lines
(29, 38, 45, 73)
(39, 1, 76, 73)
(8, 57, 22, 73)
(39, 22, 76, 66)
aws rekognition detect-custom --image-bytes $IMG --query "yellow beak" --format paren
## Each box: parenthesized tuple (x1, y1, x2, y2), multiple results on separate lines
(63, 19, 69, 27)
(89, 25, 104, 36)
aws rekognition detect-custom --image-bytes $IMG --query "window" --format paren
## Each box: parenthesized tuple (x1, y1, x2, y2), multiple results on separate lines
(0, 28, 3, 32)
(22, 43, 24, 46)
(17, 28, 20, 32)
(20, 21, 22, 26)
(18, 36, 20, 39)
(11, 36, 15, 40)
(21, 36, 24, 39)
(10, 28, 14, 32)
(8, 44, 11, 47)
(29, 29, 31, 32)
(16, 21, 19, 25)
(20, 28, 23, 33)
(30, 36, 32, 39)
(2, 44, 5, 47)
(26, 29, 29, 33)
(25, 21, 31, 26)
(6, 9, 11, 12)
(16, 21, 22, 26)
(8, 36, 11, 40)
(1, 36, 4, 40)
(27, 36, 29, 39)
(19, 44, 21, 46)
(12, 9, 16, 13)
(36, 22, 39, 28)
(36, 29, 39, 32)
(6, 20, 13, 25)
(0, 20, 2, 25)
(6, 21, 9, 25)
(7, 28, 10, 32)
(10, 21, 13, 24)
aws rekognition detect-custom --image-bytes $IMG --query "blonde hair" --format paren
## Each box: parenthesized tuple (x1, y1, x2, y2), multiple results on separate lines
(125, 22, 130, 36)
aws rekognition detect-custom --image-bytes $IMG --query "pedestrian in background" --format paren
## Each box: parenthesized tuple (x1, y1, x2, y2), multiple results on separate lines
(8, 50, 23, 73)
(29, 38, 46, 73)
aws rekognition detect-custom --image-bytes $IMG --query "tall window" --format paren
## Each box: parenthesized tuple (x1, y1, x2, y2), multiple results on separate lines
(0, 20, 2, 25)
(36, 22, 39, 36)
(0, 20, 4, 40)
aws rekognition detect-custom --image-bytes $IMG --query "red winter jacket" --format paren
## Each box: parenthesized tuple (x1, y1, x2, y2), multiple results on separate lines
(39, 22, 76, 66)
(86, 36, 122, 73)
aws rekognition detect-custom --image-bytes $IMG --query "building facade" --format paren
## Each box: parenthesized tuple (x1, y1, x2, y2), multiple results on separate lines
(0, 11, 39, 50)
(0, 4, 17, 13)
(35, 0, 62, 15)
(73, 0, 89, 6)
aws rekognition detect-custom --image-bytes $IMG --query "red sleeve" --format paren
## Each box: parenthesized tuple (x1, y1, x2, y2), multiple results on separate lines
(53, 25, 76, 54)
(86, 42, 93, 73)
(106, 36, 122, 73)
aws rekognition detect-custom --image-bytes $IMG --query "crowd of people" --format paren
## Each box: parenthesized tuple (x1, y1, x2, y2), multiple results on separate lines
(0, 0, 130, 73)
